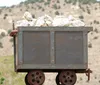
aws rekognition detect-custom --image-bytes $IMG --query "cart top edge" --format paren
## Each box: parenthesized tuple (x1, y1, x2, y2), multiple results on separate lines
(17, 26, 93, 32)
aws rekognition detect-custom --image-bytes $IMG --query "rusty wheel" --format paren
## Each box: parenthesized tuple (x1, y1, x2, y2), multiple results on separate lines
(59, 71, 77, 85)
(25, 74, 30, 85)
(27, 70, 45, 85)
(56, 74, 60, 85)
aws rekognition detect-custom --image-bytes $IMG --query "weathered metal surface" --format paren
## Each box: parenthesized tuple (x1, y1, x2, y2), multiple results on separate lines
(22, 31, 50, 64)
(83, 32, 88, 67)
(59, 71, 77, 85)
(18, 26, 92, 32)
(18, 31, 23, 65)
(15, 26, 93, 72)
(50, 31, 55, 64)
(17, 64, 88, 70)
(27, 70, 45, 85)
(55, 31, 84, 65)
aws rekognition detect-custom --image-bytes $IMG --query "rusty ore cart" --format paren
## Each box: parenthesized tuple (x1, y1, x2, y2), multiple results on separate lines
(11, 26, 92, 85)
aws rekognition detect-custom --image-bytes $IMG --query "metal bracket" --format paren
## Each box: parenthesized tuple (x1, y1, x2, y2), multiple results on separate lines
(85, 68, 92, 82)
(50, 31, 55, 64)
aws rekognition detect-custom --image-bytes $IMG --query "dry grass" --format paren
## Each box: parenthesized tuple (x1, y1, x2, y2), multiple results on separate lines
(0, 56, 26, 85)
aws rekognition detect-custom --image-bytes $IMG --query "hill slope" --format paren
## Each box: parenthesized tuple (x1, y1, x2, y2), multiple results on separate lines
(0, 0, 100, 85)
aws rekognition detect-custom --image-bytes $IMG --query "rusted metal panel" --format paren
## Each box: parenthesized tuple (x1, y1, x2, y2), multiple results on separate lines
(15, 26, 93, 72)
(55, 31, 84, 65)
(23, 31, 50, 64)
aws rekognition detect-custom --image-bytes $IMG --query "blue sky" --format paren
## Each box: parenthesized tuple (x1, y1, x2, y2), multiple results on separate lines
(0, 0, 26, 7)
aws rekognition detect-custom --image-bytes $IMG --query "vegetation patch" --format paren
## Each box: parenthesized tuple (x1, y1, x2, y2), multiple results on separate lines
(0, 56, 26, 85)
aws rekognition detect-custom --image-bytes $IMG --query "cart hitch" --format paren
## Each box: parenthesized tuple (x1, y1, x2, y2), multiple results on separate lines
(10, 30, 18, 37)
(10, 20, 18, 37)
(85, 68, 92, 82)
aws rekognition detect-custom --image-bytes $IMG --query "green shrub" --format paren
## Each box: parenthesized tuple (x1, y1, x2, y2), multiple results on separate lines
(53, 4, 58, 9)
(39, 0, 44, 3)
(57, 0, 60, 3)
(96, 21, 99, 24)
(94, 20, 99, 24)
(95, 7, 97, 10)
(26, 5, 30, 9)
(31, 6, 34, 9)
(0, 32, 6, 39)
(58, 5, 61, 9)
(0, 9, 2, 14)
(20, 9, 22, 11)
(3, 14, 8, 19)
(94, 28, 98, 33)
(94, 20, 96, 24)
(93, 36, 98, 40)
(0, 72, 5, 84)
(42, 8, 45, 11)
(8, 29, 12, 34)
(25, 9, 28, 11)
(9, 9, 12, 12)
(61, 13, 64, 15)
(64, 0, 96, 4)
(80, 6, 85, 12)
(4, 14, 8, 17)
(3, 16, 6, 19)
(44, 2, 50, 5)
(55, 11, 60, 15)
(88, 43, 92, 48)
(79, 15, 84, 19)
(0, 42, 3, 48)
(90, 22, 92, 25)
(10, 38, 13, 43)
(24, 0, 44, 4)
(37, 5, 42, 9)
(32, 14, 35, 18)
(64, 0, 69, 3)
(1, 32, 6, 37)
(80, 77, 83, 81)
(63, 3, 65, 6)
(87, 8, 91, 14)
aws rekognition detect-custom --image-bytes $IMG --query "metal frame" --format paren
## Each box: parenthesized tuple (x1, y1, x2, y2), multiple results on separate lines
(17, 26, 92, 31)
(15, 26, 92, 72)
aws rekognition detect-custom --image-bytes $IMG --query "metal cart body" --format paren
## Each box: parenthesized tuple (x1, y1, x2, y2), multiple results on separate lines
(14, 26, 92, 73)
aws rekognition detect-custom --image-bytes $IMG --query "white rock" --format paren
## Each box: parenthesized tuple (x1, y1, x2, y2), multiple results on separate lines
(22, 11, 33, 21)
(35, 14, 53, 26)
(15, 20, 29, 27)
(15, 18, 37, 28)
(28, 19, 37, 26)
(15, 12, 85, 27)
(70, 20, 85, 26)
(53, 16, 71, 26)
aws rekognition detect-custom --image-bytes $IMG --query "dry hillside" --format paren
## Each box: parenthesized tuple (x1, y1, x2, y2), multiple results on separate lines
(0, 0, 100, 85)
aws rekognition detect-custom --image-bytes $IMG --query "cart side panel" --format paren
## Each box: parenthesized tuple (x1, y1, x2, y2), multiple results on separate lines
(16, 27, 91, 71)
(22, 31, 50, 64)
(55, 31, 84, 65)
